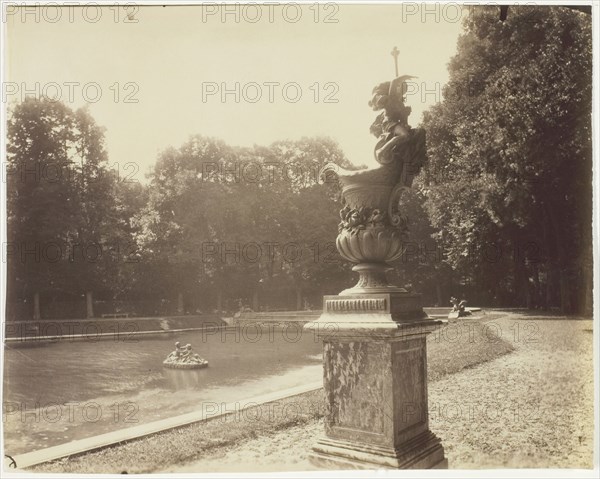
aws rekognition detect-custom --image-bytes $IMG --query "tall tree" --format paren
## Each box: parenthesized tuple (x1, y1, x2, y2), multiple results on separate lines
(7, 98, 78, 318)
(422, 6, 592, 312)
(6, 98, 130, 319)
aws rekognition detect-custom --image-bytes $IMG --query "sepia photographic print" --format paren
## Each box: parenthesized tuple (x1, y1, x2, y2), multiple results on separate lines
(1, 1, 598, 477)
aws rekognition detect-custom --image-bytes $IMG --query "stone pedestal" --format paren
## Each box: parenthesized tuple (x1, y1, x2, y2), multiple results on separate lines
(305, 292, 447, 469)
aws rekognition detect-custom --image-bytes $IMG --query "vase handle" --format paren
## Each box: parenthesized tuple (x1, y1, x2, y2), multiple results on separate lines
(388, 183, 407, 228)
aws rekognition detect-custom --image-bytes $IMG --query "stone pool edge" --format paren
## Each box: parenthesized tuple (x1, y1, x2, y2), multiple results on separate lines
(5, 325, 217, 344)
(11, 381, 323, 470)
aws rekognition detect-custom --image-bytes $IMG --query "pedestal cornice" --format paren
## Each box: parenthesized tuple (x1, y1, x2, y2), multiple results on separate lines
(305, 292, 446, 339)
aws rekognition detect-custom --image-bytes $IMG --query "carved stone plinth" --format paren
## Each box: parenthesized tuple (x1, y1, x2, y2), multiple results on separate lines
(304, 292, 447, 470)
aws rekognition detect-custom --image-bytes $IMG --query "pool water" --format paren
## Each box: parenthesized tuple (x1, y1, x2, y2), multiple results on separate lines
(3, 325, 323, 455)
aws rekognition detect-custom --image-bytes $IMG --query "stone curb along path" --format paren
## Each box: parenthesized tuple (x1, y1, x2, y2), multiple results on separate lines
(165, 314, 594, 472)
(8, 382, 323, 471)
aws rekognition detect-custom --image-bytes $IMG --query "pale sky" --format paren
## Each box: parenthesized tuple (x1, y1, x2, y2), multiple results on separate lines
(6, 2, 464, 180)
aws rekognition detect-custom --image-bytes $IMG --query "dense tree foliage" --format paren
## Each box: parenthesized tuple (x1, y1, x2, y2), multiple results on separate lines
(421, 6, 592, 313)
(136, 135, 354, 312)
(6, 98, 145, 319)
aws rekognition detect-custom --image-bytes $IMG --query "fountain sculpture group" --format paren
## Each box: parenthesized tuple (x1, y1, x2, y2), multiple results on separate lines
(163, 342, 209, 369)
(305, 49, 448, 469)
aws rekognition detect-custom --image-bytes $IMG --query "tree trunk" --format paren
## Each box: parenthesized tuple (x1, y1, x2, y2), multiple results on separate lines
(85, 291, 94, 318)
(177, 292, 184, 314)
(296, 287, 302, 311)
(582, 262, 593, 316)
(546, 262, 557, 309)
(513, 253, 527, 308)
(532, 264, 542, 309)
(545, 203, 572, 314)
(435, 283, 443, 307)
(33, 291, 41, 320)
(559, 271, 572, 314)
(545, 267, 552, 308)
(580, 240, 593, 316)
(252, 289, 259, 312)
(216, 290, 223, 312)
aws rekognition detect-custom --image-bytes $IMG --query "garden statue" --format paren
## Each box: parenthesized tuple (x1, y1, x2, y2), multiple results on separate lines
(449, 297, 471, 318)
(306, 47, 447, 470)
(163, 342, 208, 369)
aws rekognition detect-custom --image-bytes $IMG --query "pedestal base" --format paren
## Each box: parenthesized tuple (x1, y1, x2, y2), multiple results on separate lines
(310, 433, 447, 469)
(305, 291, 447, 470)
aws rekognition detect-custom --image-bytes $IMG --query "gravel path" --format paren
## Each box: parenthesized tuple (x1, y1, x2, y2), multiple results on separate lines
(165, 314, 594, 472)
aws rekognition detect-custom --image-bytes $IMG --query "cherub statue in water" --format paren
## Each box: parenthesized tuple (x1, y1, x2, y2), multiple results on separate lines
(163, 342, 209, 369)
(368, 74, 426, 187)
(166, 341, 183, 361)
